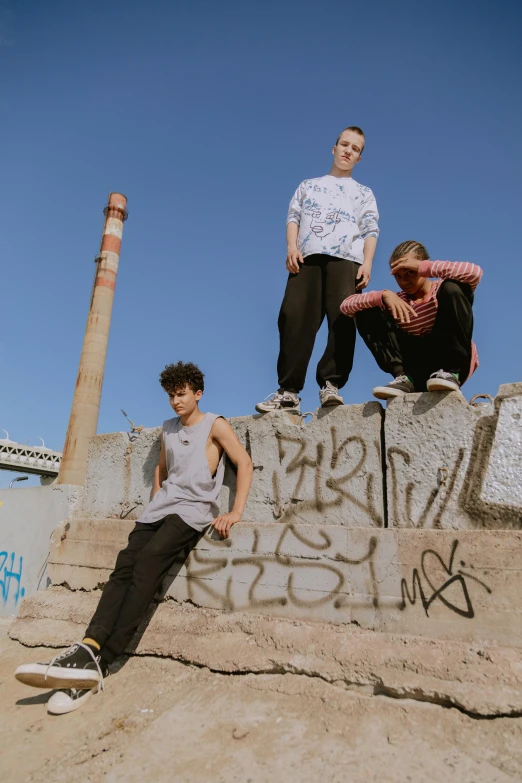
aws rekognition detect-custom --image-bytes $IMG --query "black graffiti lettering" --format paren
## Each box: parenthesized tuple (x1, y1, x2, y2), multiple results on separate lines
(400, 539, 491, 618)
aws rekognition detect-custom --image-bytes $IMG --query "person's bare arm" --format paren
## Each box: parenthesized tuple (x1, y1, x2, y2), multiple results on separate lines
(152, 438, 167, 498)
(286, 222, 303, 274)
(210, 418, 253, 539)
(356, 236, 377, 291)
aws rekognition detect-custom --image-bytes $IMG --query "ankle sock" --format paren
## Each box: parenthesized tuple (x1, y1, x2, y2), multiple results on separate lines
(82, 637, 101, 652)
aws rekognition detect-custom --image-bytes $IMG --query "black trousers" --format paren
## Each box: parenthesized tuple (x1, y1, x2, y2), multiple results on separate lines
(277, 254, 359, 393)
(85, 515, 201, 664)
(356, 280, 474, 391)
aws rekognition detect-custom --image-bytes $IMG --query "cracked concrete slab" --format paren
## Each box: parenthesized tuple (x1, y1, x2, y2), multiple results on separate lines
(9, 591, 522, 718)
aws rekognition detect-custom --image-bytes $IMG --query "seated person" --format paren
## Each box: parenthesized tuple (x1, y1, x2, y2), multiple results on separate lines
(14, 361, 253, 715)
(340, 240, 483, 400)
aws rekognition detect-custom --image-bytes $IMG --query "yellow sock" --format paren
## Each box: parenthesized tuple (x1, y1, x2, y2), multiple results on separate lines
(82, 637, 101, 651)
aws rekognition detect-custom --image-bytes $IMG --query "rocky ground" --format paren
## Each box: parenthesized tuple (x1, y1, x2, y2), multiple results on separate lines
(2, 617, 522, 783)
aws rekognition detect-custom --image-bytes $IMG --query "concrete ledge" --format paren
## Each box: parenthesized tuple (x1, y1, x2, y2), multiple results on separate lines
(47, 518, 522, 647)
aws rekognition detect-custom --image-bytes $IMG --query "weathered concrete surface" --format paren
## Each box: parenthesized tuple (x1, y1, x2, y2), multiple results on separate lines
(26, 518, 522, 646)
(482, 383, 522, 511)
(221, 404, 385, 527)
(3, 622, 521, 783)
(8, 596, 522, 718)
(384, 389, 522, 529)
(0, 485, 82, 617)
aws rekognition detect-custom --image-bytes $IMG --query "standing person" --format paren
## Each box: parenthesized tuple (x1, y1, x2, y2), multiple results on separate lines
(15, 361, 253, 714)
(255, 126, 379, 413)
(340, 240, 482, 399)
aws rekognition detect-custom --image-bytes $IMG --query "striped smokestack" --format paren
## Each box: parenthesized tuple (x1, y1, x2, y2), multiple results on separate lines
(57, 193, 128, 486)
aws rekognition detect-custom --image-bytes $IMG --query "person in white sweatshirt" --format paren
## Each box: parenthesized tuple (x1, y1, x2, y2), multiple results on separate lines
(256, 126, 379, 413)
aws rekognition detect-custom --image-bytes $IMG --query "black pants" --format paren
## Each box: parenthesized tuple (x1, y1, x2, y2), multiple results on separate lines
(356, 280, 474, 391)
(85, 515, 201, 664)
(277, 254, 359, 393)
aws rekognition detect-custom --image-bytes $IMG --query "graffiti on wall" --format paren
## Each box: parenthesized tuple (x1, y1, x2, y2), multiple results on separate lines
(170, 527, 493, 623)
(270, 426, 383, 527)
(399, 539, 491, 618)
(179, 522, 380, 614)
(0, 551, 25, 607)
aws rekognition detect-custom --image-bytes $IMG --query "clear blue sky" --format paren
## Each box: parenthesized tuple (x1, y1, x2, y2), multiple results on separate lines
(1, 0, 521, 487)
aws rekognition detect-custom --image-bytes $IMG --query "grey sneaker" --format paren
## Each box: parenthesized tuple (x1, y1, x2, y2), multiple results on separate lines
(319, 381, 344, 407)
(426, 370, 460, 392)
(255, 390, 301, 413)
(373, 375, 415, 400)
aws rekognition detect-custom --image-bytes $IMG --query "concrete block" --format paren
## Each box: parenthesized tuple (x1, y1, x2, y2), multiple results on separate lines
(81, 428, 162, 520)
(0, 484, 82, 616)
(384, 391, 496, 529)
(221, 404, 385, 527)
(481, 387, 522, 512)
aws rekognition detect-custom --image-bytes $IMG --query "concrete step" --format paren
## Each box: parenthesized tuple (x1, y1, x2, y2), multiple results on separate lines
(46, 518, 522, 647)
(10, 587, 522, 719)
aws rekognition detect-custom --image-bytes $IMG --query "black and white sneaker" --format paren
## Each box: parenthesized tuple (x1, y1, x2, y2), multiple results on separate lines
(373, 375, 415, 400)
(14, 643, 104, 690)
(255, 390, 301, 413)
(319, 381, 344, 407)
(47, 684, 100, 715)
(426, 370, 460, 392)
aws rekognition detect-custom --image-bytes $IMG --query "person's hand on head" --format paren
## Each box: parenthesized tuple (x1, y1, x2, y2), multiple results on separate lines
(382, 290, 417, 324)
(390, 255, 421, 274)
(286, 247, 304, 274)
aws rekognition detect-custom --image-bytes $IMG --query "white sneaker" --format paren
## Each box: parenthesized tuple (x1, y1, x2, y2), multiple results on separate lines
(319, 381, 344, 407)
(47, 685, 99, 715)
(255, 390, 301, 413)
(426, 370, 460, 392)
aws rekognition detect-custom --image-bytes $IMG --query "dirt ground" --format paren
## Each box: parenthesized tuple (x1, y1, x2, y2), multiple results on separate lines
(1, 619, 521, 783)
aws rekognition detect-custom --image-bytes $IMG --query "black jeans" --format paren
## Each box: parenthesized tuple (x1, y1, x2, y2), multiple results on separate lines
(85, 515, 201, 664)
(356, 280, 474, 391)
(277, 254, 359, 393)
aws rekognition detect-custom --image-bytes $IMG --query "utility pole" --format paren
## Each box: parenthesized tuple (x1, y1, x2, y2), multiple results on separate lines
(57, 193, 128, 486)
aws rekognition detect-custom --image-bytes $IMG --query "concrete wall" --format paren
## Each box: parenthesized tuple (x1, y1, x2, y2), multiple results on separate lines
(0, 485, 81, 616)
(8, 383, 522, 645)
(45, 518, 522, 646)
(78, 386, 521, 532)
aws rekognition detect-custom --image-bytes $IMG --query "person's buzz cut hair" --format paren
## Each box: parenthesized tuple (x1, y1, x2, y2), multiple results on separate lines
(159, 361, 205, 393)
(335, 126, 365, 152)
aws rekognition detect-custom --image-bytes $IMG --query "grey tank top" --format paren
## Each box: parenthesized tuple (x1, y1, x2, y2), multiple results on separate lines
(138, 412, 225, 532)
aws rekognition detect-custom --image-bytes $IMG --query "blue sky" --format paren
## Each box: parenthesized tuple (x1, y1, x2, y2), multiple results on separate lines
(1, 0, 521, 487)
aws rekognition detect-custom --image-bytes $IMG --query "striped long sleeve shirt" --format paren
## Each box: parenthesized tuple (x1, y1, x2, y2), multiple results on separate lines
(340, 260, 483, 375)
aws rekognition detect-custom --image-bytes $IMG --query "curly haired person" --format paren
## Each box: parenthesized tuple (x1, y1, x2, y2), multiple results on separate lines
(15, 362, 253, 714)
(340, 241, 483, 399)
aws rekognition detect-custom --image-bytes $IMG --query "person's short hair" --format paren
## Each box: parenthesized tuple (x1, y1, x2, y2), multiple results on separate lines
(335, 126, 365, 150)
(389, 240, 429, 266)
(159, 361, 205, 393)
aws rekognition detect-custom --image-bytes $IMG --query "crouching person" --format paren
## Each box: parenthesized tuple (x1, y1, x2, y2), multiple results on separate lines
(340, 240, 482, 400)
(15, 361, 253, 714)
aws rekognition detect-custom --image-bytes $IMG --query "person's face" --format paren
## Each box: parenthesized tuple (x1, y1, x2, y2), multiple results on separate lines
(391, 252, 426, 295)
(332, 130, 364, 172)
(167, 384, 202, 416)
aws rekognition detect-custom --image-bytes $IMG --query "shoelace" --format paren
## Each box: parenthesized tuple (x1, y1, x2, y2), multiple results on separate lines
(394, 375, 410, 384)
(46, 642, 105, 692)
(431, 369, 454, 380)
(261, 391, 281, 402)
(324, 381, 338, 393)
